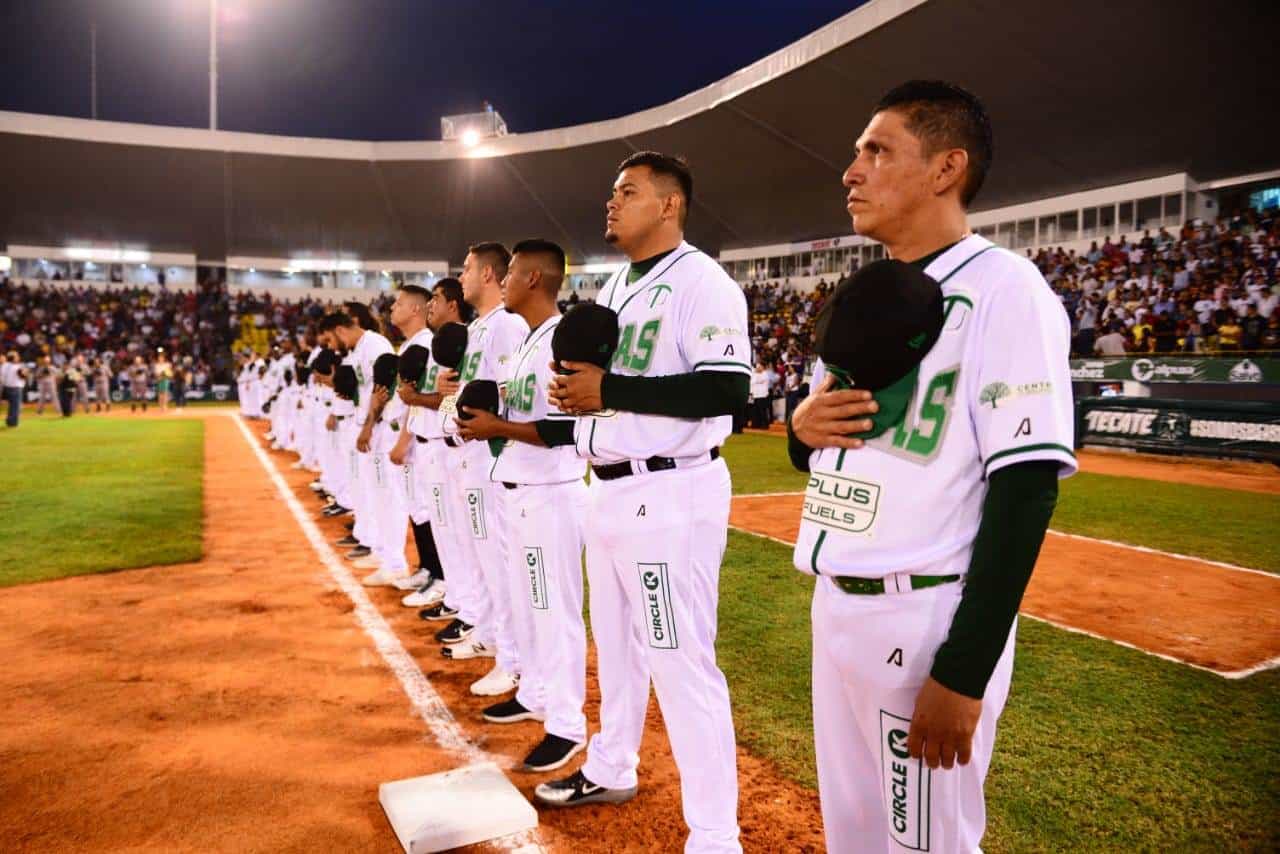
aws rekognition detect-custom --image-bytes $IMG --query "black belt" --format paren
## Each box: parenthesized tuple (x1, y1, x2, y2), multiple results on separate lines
(445, 436, 460, 448)
(415, 435, 429, 444)
(502, 482, 519, 490)
(591, 447, 720, 482)
(833, 574, 960, 595)
(333, 415, 347, 422)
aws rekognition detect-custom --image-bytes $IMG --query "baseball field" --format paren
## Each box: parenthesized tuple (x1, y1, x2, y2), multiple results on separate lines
(1, 406, 1277, 852)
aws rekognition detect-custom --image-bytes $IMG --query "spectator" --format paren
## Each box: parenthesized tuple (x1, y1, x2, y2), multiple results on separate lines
(1217, 315, 1243, 351)
(1095, 323, 1129, 356)
(2, 351, 26, 427)
(1240, 304, 1266, 351)
(749, 361, 772, 428)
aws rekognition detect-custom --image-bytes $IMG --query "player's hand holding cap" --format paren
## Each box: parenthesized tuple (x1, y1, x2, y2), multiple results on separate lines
(551, 303, 620, 375)
(430, 323, 468, 370)
(373, 352, 399, 390)
(813, 258, 943, 438)
(397, 345, 430, 385)
(333, 364, 358, 400)
(454, 379, 499, 420)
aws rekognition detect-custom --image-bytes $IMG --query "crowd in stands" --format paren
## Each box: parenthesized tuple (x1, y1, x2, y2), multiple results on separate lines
(1033, 209, 1280, 356)
(3, 212, 1276, 416)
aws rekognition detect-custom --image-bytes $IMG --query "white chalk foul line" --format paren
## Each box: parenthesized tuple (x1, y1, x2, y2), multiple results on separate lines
(231, 415, 548, 853)
(726, 521, 1280, 680)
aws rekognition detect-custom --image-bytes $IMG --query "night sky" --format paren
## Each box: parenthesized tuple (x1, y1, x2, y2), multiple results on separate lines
(1, 0, 864, 140)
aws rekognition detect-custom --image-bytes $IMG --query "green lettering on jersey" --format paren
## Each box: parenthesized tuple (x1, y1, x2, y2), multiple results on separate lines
(416, 364, 439, 394)
(612, 319, 662, 373)
(460, 351, 481, 382)
(507, 373, 537, 415)
(890, 368, 959, 460)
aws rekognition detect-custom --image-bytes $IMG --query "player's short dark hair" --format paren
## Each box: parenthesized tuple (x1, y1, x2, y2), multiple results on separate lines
(343, 301, 381, 332)
(512, 238, 566, 294)
(433, 277, 475, 323)
(617, 151, 693, 226)
(467, 242, 511, 283)
(318, 311, 355, 332)
(397, 283, 431, 301)
(873, 80, 992, 207)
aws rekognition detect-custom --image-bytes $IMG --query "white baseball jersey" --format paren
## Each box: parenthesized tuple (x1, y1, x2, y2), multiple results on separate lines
(408, 346, 448, 440)
(381, 328, 432, 432)
(350, 330, 393, 426)
(794, 235, 1077, 579)
(572, 241, 751, 463)
(490, 315, 586, 486)
(441, 304, 529, 437)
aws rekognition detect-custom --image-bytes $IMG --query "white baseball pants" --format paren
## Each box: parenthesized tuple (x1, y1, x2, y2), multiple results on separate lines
(498, 479, 588, 743)
(810, 576, 1015, 854)
(579, 457, 741, 854)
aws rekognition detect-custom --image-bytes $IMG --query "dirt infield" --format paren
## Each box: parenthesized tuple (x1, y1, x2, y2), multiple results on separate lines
(0, 412, 824, 853)
(730, 494, 1280, 676)
(1075, 448, 1280, 495)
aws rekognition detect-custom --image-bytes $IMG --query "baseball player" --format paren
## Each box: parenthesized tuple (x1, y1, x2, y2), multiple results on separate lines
(35, 356, 58, 415)
(537, 152, 749, 854)
(92, 357, 112, 412)
(128, 356, 150, 413)
(788, 80, 1075, 853)
(154, 349, 173, 412)
(323, 310, 392, 557)
(378, 284, 446, 593)
(432, 243, 530, 698)
(454, 239, 591, 772)
(397, 281, 473, 614)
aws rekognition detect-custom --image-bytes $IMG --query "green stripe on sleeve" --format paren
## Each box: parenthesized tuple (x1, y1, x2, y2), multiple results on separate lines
(983, 442, 1075, 475)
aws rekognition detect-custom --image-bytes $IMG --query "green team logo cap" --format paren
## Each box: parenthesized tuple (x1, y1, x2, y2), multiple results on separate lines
(814, 259, 944, 438)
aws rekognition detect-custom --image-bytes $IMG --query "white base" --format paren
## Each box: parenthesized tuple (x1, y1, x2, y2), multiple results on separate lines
(379, 762, 538, 853)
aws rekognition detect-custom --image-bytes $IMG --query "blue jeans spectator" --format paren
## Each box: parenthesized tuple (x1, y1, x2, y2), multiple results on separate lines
(4, 387, 21, 427)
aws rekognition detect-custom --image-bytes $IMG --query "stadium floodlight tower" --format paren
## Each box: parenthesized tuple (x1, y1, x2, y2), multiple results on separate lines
(441, 103, 508, 148)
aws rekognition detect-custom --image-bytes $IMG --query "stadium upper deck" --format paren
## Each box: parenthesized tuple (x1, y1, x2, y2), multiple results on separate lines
(0, 0, 1276, 267)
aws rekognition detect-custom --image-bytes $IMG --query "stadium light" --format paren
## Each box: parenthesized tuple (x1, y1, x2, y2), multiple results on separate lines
(461, 129, 480, 148)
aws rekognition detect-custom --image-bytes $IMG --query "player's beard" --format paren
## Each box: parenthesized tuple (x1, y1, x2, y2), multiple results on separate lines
(604, 228, 619, 245)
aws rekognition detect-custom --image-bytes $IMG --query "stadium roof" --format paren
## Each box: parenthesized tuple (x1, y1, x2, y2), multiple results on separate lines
(1, 0, 1277, 266)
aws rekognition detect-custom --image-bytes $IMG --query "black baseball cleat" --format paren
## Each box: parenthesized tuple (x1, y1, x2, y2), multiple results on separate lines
(334, 535, 359, 547)
(419, 602, 459, 622)
(322, 504, 352, 517)
(534, 770, 637, 807)
(434, 618, 473, 644)
(521, 734, 587, 773)
(482, 698, 540, 724)
(345, 545, 372, 559)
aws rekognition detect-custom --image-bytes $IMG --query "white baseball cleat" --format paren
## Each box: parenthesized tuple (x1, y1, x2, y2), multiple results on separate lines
(352, 555, 381, 570)
(441, 638, 494, 660)
(290, 460, 306, 470)
(393, 568, 432, 591)
(361, 568, 400, 587)
(308, 480, 325, 492)
(401, 579, 446, 608)
(471, 665, 520, 697)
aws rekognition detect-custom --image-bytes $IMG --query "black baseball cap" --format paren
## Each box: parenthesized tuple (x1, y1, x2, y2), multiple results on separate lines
(455, 379, 499, 420)
(373, 352, 399, 389)
(431, 323, 468, 370)
(333, 364, 358, 401)
(552, 303, 619, 373)
(813, 259, 944, 438)
(398, 344, 430, 384)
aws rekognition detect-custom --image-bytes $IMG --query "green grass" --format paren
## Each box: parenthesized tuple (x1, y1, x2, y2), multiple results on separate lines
(1054, 472, 1280, 572)
(0, 417, 204, 586)
(716, 530, 1280, 852)
(722, 431, 1280, 571)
